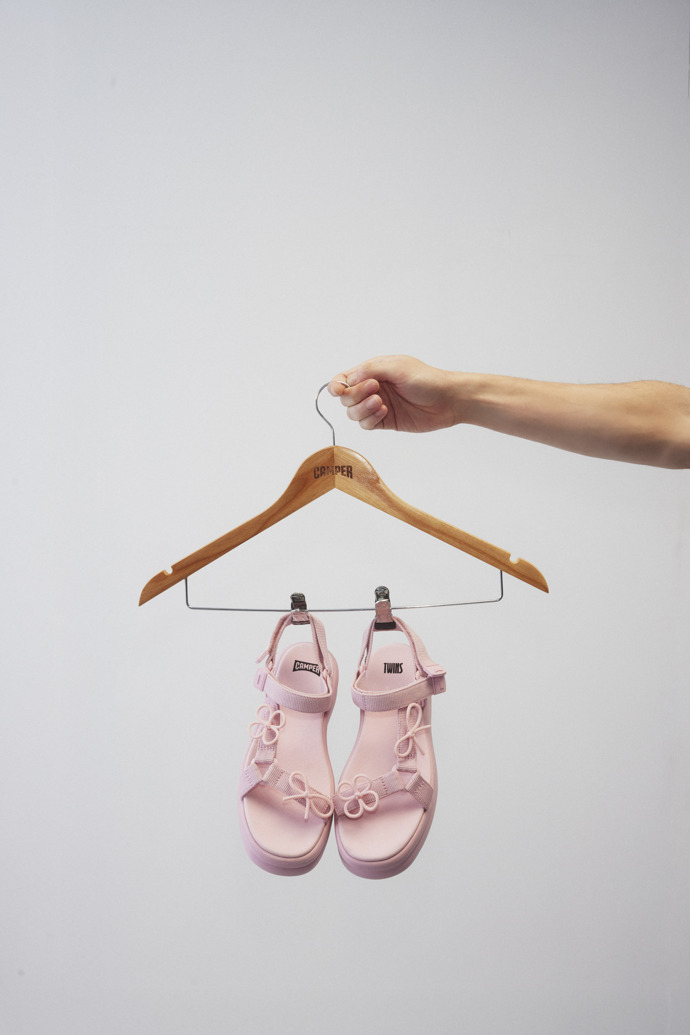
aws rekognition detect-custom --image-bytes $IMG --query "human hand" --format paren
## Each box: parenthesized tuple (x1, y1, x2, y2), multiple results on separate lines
(328, 355, 459, 433)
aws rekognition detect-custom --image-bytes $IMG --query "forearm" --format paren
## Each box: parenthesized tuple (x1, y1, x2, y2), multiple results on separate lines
(454, 374, 690, 469)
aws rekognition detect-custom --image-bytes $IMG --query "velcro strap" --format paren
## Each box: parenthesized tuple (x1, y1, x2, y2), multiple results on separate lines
(375, 768, 433, 810)
(239, 761, 265, 798)
(351, 672, 445, 712)
(426, 667, 447, 695)
(334, 767, 434, 815)
(254, 669, 332, 714)
(254, 669, 267, 692)
(261, 761, 292, 794)
(252, 738, 276, 764)
(403, 771, 434, 810)
(374, 769, 407, 798)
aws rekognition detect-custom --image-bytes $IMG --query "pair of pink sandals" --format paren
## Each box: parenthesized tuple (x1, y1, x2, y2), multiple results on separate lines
(238, 609, 446, 879)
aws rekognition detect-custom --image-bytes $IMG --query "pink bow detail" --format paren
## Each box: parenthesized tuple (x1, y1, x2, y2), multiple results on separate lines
(394, 702, 431, 758)
(248, 705, 286, 746)
(337, 774, 380, 819)
(282, 771, 334, 821)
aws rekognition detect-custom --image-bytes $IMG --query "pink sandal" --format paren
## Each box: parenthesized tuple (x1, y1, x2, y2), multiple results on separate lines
(334, 615, 446, 879)
(238, 612, 338, 875)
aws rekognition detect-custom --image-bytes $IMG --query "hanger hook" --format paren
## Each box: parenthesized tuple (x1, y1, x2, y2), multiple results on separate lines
(315, 381, 346, 446)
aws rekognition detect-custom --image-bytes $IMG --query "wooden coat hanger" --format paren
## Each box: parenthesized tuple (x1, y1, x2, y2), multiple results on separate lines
(139, 385, 548, 607)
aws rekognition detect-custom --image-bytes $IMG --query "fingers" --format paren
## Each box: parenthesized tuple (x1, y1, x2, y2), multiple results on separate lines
(357, 401, 388, 430)
(336, 378, 380, 416)
(327, 373, 388, 429)
(342, 377, 378, 404)
(345, 382, 388, 428)
(327, 374, 350, 397)
(327, 364, 368, 396)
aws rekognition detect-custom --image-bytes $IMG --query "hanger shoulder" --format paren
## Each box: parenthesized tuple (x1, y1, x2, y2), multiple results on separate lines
(140, 444, 548, 605)
(139, 447, 340, 605)
(332, 446, 549, 593)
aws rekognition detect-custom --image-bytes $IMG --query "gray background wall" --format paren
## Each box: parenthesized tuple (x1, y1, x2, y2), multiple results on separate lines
(2, 2, 689, 1032)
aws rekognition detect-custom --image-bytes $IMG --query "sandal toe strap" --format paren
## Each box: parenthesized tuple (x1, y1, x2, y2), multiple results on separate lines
(240, 760, 334, 820)
(335, 768, 434, 817)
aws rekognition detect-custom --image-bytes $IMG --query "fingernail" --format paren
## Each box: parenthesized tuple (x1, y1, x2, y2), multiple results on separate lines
(365, 396, 380, 411)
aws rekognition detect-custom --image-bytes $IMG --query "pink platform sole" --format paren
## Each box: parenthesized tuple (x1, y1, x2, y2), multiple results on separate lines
(334, 621, 446, 880)
(238, 614, 337, 877)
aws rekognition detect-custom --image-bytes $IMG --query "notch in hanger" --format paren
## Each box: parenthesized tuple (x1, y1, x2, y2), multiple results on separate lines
(139, 383, 548, 607)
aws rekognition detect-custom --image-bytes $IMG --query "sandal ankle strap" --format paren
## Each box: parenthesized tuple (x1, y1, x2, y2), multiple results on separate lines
(352, 616, 446, 711)
(254, 666, 334, 713)
(256, 611, 335, 686)
(351, 673, 444, 711)
(356, 615, 441, 677)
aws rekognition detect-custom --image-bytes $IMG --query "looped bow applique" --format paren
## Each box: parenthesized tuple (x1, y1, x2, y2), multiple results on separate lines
(282, 771, 334, 821)
(248, 705, 286, 746)
(394, 702, 431, 759)
(337, 774, 380, 819)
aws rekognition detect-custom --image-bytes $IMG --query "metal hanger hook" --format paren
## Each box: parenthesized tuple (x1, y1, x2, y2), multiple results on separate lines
(315, 381, 347, 446)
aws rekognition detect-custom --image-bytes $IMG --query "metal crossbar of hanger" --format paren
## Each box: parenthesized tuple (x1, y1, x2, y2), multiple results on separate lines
(182, 573, 505, 617)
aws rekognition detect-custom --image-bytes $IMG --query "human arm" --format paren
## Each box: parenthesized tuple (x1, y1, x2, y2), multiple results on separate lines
(329, 355, 690, 469)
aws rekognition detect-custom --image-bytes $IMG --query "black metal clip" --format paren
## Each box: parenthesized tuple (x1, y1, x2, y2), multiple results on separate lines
(374, 585, 397, 630)
(290, 592, 309, 624)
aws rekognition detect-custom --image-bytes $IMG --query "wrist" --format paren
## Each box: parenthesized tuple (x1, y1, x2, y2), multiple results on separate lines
(448, 370, 481, 426)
